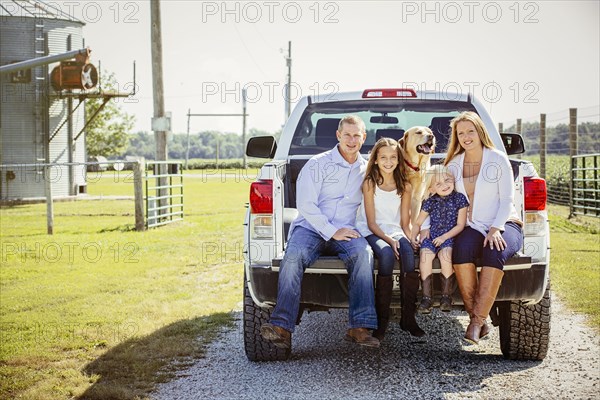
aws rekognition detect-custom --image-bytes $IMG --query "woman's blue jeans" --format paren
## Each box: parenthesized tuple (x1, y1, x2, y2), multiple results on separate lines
(365, 234, 416, 276)
(270, 226, 378, 333)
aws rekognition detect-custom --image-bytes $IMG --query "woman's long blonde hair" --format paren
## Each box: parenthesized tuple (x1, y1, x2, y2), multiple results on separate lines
(444, 111, 495, 165)
(364, 138, 406, 195)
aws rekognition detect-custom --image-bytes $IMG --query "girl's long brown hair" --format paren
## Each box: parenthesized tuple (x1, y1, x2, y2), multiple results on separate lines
(364, 137, 407, 195)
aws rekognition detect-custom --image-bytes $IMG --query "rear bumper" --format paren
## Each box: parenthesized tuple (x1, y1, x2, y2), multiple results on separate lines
(247, 256, 548, 309)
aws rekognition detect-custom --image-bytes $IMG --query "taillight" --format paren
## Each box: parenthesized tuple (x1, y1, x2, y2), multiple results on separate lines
(362, 88, 417, 98)
(524, 177, 547, 211)
(250, 180, 273, 213)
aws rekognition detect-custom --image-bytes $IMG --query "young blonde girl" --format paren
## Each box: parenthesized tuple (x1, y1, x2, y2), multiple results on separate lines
(410, 165, 469, 313)
(355, 138, 424, 339)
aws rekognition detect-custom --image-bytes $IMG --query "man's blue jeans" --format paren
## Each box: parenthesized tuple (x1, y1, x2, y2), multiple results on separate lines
(269, 226, 378, 333)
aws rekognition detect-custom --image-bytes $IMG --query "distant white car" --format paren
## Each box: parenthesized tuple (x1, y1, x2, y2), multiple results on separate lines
(243, 88, 550, 361)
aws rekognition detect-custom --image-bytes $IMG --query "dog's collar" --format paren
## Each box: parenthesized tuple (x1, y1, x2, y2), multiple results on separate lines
(404, 159, 420, 172)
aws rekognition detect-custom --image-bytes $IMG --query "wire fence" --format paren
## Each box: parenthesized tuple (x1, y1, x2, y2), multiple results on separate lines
(500, 106, 600, 215)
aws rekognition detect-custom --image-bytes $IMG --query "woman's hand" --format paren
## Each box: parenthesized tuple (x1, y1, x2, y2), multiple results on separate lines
(483, 227, 506, 250)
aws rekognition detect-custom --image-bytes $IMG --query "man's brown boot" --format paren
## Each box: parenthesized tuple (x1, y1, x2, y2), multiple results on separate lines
(465, 267, 504, 344)
(260, 323, 291, 349)
(344, 328, 380, 348)
(373, 275, 393, 341)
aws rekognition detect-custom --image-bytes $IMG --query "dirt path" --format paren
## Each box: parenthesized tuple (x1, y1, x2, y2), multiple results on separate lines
(154, 292, 599, 399)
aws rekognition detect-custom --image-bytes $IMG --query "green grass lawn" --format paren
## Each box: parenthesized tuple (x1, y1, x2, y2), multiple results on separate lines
(547, 204, 600, 328)
(0, 172, 598, 399)
(1, 170, 253, 399)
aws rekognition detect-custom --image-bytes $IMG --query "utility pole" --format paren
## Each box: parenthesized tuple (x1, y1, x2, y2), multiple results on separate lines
(151, 0, 167, 161)
(242, 89, 247, 169)
(185, 108, 191, 169)
(285, 40, 292, 120)
(151, 0, 168, 217)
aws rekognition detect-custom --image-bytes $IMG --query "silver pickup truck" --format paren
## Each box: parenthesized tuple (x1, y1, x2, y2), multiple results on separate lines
(243, 88, 550, 361)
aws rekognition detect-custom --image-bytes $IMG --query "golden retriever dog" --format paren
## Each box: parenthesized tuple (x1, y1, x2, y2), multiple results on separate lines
(399, 126, 436, 225)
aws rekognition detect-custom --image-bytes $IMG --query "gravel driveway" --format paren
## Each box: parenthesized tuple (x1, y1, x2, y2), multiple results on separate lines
(154, 293, 599, 399)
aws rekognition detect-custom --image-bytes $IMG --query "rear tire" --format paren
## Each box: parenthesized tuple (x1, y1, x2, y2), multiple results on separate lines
(243, 277, 291, 361)
(498, 280, 551, 360)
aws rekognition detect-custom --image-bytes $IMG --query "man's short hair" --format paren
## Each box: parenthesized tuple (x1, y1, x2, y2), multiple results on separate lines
(338, 115, 366, 133)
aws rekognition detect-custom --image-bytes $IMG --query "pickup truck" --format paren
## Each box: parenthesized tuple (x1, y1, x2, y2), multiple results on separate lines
(243, 88, 550, 362)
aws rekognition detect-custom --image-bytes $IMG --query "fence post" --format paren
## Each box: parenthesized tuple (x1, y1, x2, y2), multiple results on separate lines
(540, 114, 546, 180)
(44, 165, 54, 235)
(569, 108, 578, 217)
(516, 118, 522, 159)
(133, 158, 146, 231)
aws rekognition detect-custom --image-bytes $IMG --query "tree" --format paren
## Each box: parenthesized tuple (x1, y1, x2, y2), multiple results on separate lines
(85, 71, 135, 157)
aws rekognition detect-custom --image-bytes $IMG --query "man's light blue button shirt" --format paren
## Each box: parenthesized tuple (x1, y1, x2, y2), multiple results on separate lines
(289, 145, 367, 241)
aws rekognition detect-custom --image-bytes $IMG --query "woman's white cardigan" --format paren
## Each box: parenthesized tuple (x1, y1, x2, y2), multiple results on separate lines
(446, 147, 520, 237)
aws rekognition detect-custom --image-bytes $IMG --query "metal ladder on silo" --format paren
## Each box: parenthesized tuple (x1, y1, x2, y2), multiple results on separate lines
(33, 16, 47, 167)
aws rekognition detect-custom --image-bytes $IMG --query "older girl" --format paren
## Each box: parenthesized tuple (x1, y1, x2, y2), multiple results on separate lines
(356, 138, 425, 339)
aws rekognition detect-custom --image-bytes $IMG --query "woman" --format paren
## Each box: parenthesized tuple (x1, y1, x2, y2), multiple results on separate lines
(444, 111, 523, 344)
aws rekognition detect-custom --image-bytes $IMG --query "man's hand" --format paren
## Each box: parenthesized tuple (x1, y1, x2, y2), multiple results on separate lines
(332, 228, 361, 241)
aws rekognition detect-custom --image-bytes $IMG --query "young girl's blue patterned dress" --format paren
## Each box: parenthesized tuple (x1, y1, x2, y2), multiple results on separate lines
(420, 191, 469, 253)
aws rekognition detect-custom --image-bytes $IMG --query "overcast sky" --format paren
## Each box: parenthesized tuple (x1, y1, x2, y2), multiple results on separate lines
(49, 0, 600, 134)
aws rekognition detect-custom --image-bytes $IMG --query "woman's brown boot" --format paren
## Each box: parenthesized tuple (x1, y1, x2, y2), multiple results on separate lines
(418, 274, 433, 314)
(454, 263, 489, 338)
(465, 267, 504, 344)
(373, 275, 393, 341)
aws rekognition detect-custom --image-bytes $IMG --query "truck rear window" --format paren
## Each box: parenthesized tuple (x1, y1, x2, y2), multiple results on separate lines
(290, 99, 478, 156)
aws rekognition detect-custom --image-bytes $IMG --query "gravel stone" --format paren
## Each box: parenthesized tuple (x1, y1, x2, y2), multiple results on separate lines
(153, 293, 599, 399)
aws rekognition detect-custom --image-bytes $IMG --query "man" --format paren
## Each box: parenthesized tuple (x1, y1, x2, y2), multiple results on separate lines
(260, 115, 379, 350)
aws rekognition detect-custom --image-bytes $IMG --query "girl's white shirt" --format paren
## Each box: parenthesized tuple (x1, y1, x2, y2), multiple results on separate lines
(446, 146, 520, 236)
(356, 184, 405, 238)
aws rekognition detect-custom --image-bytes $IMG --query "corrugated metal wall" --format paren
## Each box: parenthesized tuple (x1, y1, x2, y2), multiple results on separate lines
(0, 17, 43, 199)
(46, 19, 85, 197)
(0, 16, 85, 200)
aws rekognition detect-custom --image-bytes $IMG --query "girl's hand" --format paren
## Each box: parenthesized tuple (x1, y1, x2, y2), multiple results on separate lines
(483, 228, 506, 250)
(409, 228, 419, 250)
(410, 236, 420, 250)
(391, 239, 400, 259)
(432, 235, 446, 247)
(419, 229, 430, 244)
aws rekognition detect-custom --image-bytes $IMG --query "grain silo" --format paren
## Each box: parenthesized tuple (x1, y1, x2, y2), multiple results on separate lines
(0, 0, 90, 200)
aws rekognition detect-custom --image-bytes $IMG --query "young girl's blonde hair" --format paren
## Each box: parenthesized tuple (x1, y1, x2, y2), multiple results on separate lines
(364, 138, 406, 195)
(423, 164, 453, 200)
